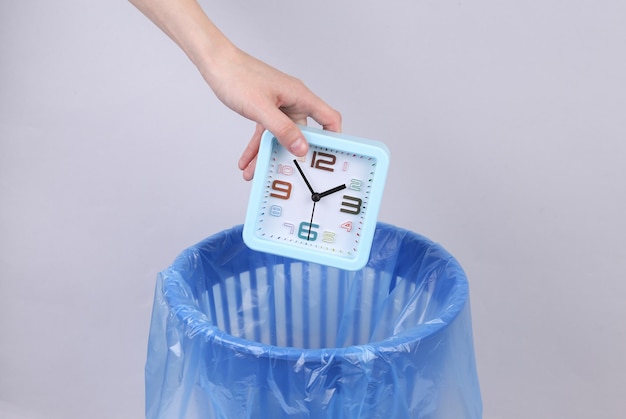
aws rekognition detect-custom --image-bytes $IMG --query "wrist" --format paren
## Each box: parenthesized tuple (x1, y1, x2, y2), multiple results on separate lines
(191, 35, 239, 86)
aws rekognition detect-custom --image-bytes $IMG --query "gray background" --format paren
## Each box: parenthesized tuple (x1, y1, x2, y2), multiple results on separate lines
(1, 0, 625, 418)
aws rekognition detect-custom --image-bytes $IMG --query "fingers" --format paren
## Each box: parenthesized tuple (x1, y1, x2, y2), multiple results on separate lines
(238, 124, 264, 181)
(238, 123, 264, 171)
(253, 97, 341, 159)
(259, 106, 309, 157)
(306, 96, 342, 134)
(239, 116, 305, 181)
(242, 155, 257, 181)
(238, 81, 342, 181)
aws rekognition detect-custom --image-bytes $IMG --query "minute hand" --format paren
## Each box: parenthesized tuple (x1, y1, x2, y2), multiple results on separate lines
(293, 159, 315, 195)
(318, 184, 347, 199)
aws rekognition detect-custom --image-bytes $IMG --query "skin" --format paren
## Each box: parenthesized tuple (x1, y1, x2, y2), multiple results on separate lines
(129, 0, 342, 180)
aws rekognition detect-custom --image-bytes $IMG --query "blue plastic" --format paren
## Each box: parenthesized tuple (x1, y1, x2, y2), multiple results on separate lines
(146, 223, 482, 418)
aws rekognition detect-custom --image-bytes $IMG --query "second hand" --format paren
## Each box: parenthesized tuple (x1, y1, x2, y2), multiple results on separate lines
(307, 201, 316, 241)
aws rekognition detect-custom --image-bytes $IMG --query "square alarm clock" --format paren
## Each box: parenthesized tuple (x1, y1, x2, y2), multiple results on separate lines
(243, 126, 390, 271)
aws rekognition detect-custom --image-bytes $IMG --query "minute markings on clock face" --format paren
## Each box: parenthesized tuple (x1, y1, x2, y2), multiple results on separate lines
(256, 142, 376, 257)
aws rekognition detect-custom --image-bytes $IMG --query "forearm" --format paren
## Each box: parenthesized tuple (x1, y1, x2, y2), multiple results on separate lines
(130, 0, 341, 176)
(129, 0, 236, 76)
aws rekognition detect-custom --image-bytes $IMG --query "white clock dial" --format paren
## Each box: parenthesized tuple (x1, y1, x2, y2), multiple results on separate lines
(254, 141, 376, 259)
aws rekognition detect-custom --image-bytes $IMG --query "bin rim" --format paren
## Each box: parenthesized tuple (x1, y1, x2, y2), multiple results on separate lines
(160, 223, 470, 363)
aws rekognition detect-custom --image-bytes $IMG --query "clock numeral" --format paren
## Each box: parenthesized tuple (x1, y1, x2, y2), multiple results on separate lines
(269, 205, 282, 217)
(298, 222, 319, 241)
(349, 178, 362, 191)
(340, 221, 353, 232)
(270, 180, 292, 200)
(311, 151, 336, 172)
(277, 164, 294, 175)
(322, 231, 336, 243)
(283, 222, 295, 234)
(343, 161, 349, 171)
(340, 195, 362, 215)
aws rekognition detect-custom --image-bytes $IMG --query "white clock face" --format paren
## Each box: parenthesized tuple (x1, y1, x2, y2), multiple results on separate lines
(252, 139, 377, 260)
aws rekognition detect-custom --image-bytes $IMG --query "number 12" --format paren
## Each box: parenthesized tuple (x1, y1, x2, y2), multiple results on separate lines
(311, 151, 335, 172)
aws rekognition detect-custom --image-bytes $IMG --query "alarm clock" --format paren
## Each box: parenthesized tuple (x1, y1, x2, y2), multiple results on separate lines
(242, 126, 390, 271)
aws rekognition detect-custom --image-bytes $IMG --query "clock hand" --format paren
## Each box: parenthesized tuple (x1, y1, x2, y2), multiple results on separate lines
(292, 159, 319, 240)
(307, 201, 316, 241)
(293, 159, 316, 196)
(318, 184, 347, 199)
(306, 184, 345, 241)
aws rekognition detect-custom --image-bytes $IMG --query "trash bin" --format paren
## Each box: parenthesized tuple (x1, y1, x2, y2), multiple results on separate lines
(145, 223, 482, 419)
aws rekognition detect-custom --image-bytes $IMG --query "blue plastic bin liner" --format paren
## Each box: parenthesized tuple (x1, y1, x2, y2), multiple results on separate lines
(146, 223, 482, 418)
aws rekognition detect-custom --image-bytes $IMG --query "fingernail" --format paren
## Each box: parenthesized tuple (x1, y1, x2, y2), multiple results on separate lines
(290, 137, 307, 156)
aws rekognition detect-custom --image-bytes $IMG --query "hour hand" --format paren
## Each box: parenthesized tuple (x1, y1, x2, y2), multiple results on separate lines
(318, 184, 347, 199)
(293, 159, 315, 195)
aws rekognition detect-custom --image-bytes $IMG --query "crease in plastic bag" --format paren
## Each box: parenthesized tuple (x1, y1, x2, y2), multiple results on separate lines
(146, 223, 482, 418)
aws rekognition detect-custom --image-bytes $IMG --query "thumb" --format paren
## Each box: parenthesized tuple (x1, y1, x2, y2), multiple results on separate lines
(259, 108, 308, 157)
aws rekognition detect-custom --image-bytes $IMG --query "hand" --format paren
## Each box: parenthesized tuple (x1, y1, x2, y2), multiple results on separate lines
(221, 50, 341, 180)
(129, 0, 342, 181)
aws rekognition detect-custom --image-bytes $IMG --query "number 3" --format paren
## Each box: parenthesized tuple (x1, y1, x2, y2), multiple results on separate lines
(340, 195, 362, 215)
